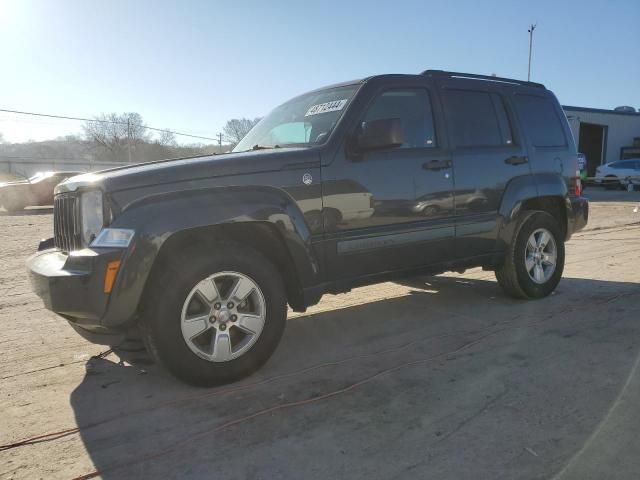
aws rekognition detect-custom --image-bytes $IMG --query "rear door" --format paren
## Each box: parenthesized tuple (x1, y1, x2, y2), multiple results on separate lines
(437, 80, 530, 258)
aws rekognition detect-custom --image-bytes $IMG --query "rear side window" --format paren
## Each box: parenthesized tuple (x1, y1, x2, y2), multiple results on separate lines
(444, 90, 513, 148)
(514, 94, 566, 147)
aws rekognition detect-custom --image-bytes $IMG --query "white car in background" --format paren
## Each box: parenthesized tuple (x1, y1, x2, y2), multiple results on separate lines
(594, 159, 640, 189)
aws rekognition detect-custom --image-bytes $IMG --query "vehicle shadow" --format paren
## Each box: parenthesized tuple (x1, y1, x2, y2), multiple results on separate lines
(67, 275, 640, 479)
(0, 206, 53, 216)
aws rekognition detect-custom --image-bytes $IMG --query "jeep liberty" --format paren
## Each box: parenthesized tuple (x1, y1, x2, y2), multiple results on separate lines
(28, 70, 589, 386)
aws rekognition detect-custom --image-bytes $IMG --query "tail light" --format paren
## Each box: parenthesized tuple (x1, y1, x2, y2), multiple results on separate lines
(574, 169, 582, 197)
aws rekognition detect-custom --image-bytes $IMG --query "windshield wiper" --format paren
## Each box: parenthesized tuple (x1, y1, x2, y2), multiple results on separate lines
(251, 144, 280, 151)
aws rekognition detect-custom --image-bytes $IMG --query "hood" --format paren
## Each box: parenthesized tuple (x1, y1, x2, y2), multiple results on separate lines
(56, 147, 312, 194)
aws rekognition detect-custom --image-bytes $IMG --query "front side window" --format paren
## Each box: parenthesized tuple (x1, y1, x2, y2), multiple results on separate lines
(361, 89, 436, 149)
(233, 85, 359, 152)
(444, 89, 513, 148)
(626, 161, 639, 170)
(611, 161, 632, 169)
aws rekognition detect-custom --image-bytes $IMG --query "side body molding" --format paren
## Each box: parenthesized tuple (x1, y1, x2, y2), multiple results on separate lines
(101, 186, 320, 327)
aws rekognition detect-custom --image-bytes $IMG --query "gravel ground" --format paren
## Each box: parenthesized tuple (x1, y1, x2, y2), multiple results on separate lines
(1, 188, 639, 480)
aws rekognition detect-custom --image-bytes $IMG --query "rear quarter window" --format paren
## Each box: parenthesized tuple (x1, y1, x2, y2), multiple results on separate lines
(514, 94, 566, 148)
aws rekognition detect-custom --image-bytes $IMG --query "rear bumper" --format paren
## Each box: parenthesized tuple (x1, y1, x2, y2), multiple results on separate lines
(27, 240, 133, 344)
(567, 196, 588, 239)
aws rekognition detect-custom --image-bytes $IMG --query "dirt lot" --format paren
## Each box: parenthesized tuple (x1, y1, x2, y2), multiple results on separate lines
(1, 188, 640, 480)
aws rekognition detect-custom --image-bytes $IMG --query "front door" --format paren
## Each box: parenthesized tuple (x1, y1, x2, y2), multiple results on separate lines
(322, 83, 455, 281)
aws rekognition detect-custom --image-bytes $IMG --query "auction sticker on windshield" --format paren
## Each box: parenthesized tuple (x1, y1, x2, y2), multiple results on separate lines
(305, 99, 348, 116)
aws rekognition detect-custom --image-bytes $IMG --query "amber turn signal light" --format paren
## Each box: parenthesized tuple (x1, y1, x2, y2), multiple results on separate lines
(103, 260, 121, 294)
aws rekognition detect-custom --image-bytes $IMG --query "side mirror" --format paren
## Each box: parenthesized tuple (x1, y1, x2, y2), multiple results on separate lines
(357, 118, 404, 151)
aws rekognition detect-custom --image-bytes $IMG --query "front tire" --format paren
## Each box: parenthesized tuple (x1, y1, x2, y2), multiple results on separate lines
(495, 211, 565, 299)
(142, 243, 287, 387)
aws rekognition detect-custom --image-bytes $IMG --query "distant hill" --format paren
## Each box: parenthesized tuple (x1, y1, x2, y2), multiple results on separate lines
(0, 137, 232, 177)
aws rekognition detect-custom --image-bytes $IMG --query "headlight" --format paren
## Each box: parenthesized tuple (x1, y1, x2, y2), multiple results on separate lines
(91, 228, 135, 248)
(80, 190, 103, 245)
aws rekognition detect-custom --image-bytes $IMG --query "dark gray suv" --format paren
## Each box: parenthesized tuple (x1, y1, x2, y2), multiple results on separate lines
(28, 70, 589, 386)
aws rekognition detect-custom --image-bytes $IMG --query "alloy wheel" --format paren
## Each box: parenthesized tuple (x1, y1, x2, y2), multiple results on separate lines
(524, 228, 557, 284)
(180, 271, 266, 362)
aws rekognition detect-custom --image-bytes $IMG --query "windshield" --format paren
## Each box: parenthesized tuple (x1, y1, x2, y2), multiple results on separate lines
(233, 85, 359, 152)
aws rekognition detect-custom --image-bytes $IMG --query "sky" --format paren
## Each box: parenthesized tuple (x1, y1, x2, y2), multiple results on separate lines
(1, 0, 638, 144)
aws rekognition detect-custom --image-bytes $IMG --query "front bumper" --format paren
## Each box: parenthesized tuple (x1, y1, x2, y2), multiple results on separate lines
(567, 196, 589, 238)
(27, 240, 131, 344)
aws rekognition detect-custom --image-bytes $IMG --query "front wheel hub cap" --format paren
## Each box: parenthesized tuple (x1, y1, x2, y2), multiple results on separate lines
(217, 310, 231, 324)
(180, 271, 266, 363)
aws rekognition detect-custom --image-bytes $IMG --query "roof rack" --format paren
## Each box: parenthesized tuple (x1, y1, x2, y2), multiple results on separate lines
(421, 70, 545, 89)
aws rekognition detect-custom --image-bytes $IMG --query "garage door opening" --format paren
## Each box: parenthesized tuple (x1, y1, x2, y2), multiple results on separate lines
(578, 123, 607, 177)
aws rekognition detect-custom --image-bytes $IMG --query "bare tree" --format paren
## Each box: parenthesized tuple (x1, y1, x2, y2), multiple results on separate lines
(222, 117, 261, 146)
(157, 129, 177, 147)
(82, 112, 149, 161)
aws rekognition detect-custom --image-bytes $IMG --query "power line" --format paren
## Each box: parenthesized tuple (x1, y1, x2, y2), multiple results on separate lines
(0, 155, 91, 161)
(0, 108, 218, 142)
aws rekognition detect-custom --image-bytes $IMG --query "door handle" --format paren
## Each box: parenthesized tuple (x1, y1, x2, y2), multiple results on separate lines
(505, 155, 528, 166)
(423, 159, 451, 170)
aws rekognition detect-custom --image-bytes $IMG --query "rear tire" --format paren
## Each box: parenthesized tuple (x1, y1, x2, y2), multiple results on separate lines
(495, 211, 565, 299)
(141, 243, 287, 387)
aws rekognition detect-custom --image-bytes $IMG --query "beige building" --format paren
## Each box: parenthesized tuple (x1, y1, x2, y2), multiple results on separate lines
(563, 106, 640, 176)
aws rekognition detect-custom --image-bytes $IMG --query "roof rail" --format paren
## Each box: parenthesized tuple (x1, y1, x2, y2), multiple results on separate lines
(421, 70, 545, 89)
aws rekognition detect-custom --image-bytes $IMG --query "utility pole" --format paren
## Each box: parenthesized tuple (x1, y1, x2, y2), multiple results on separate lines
(127, 118, 132, 163)
(527, 22, 537, 82)
(217, 132, 223, 153)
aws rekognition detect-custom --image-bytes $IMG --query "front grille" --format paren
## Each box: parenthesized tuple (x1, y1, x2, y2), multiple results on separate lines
(53, 194, 82, 252)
